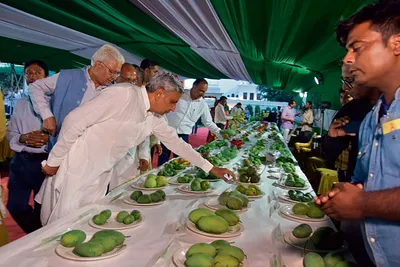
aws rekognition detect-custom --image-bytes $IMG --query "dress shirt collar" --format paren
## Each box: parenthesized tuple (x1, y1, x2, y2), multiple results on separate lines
(139, 85, 151, 112)
(85, 66, 105, 91)
(183, 89, 202, 102)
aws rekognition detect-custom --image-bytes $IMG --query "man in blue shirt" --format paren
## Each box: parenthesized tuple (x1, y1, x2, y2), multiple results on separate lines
(315, 2, 400, 266)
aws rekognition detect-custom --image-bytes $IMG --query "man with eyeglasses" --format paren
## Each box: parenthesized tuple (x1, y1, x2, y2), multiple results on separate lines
(29, 44, 125, 153)
(323, 64, 380, 182)
(116, 63, 137, 84)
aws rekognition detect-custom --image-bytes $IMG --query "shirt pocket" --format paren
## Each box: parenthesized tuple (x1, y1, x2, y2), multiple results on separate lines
(356, 143, 371, 174)
(382, 130, 400, 177)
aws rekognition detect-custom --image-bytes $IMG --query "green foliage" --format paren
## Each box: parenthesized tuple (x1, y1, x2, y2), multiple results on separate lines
(246, 104, 253, 116)
(255, 105, 261, 116)
(257, 85, 295, 102)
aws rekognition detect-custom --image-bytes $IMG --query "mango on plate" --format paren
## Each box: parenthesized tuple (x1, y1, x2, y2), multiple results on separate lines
(188, 208, 214, 224)
(197, 215, 229, 234)
(60, 230, 86, 248)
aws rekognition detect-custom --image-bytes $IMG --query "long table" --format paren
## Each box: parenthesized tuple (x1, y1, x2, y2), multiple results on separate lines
(0, 126, 335, 267)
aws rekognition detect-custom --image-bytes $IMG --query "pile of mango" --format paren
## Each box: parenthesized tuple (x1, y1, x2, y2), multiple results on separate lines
(177, 173, 195, 183)
(220, 129, 236, 139)
(60, 229, 125, 257)
(235, 183, 263, 197)
(218, 190, 249, 210)
(92, 209, 142, 226)
(184, 240, 246, 267)
(293, 224, 344, 251)
(238, 164, 261, 184)
(130, 190, 166, 204)
(285, 173, 305, 188)
(158, 160, 187, 177)
(304, 252, 358, 267)
(198, 140, 228, 154)
(292, 202, 325, 219)
(288, 190, 314, 202)
(144, 174, 167, 188)
(189, 208, 240, 234)
(190, 178, 210, 191)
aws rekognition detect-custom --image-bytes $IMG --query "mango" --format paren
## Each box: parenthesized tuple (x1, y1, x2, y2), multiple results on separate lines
(214, 253, 240, 267)
(131, 210, 141, 220)
(334, 261, 357, 267)
(248, 184, 261, 195)
(188, 208, 215, 224)
(226, 196, 243, 210)
(311, 227, 343, 250)
(150, 192, 162, 203)
(201, 180, 210, 191)
(93, 230, 125, 246)
(123, 215, 135, 225)
(218, 192, 231, 206)
(217, 246, 245, 262)
(210, 240, 231, 250)
(292, 203, 309, 215)
(185, 253, 214, 267)
(137, 194, 152, 204)
(156, 176, 167, 187)
(145, 177, 157, 188)
(236, 194, 249, 207)
(73, 242, 104, 257)
(155, 189, 166, 200)
(92, 214, 108, 226)
(191, 180, 201, 191)
(130, 191, 143, 201)
(116, 211, 129, 223)
(236, 184, 247, 194)
(60, 230, 86, 248)
(100, 209, 112, 220)
(90, 237, 116, 253)
(324, 252, 344, 267)
(307, 203, 325, 219)
(215, 209, 240, 226)
(245, 187, 257, 196)
(303, 252, 325, 267)
(186, 243, 217, 258)
(292, 224, 312, 238)
(197, 215, 229, 234)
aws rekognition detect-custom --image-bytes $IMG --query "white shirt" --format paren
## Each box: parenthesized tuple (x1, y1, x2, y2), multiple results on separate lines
(29, 66, 104, 120)
(215, 103, 232, 124)
(36, 84, 213, 225)
(166, 90, 220, 135)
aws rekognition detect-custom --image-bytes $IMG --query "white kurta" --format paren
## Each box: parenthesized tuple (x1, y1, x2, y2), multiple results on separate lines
(36, 84, 213, 225)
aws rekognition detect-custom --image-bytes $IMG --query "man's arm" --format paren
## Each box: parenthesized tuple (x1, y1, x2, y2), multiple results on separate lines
(281, 108, 292, 122)
(360, 188, 400, 221)
(29, 73, 59, 120)
(7, 100, 24, 152)
(138, 137, 150, 160)
(200, 102, 222, 137)
(46, 86, 128, 167)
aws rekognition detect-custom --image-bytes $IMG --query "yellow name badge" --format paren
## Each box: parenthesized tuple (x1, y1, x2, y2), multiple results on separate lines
(383, 118, 400, 135)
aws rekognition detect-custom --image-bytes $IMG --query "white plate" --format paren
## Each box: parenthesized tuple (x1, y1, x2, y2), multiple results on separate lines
(247, 191, 265, 199)
(239, 181, 262, 186)
(283, 232, 348, 253)
(89, 212, 145, 230)
(122, 196, 166, 206)
(186, 221, 244, 238)
(277, 193, 314, 204)
(276, 183, 309, 191)
(130, 181, 167, 191)
(177, 184, 215, 194)
(55, 238, 126, 261)
(172, 247, 249, 267)
(204, 198, 250, 213)
(279, 205, 328, 222)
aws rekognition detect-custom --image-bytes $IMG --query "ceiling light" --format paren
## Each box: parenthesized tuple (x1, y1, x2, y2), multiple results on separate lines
(314, 76, 319, 85)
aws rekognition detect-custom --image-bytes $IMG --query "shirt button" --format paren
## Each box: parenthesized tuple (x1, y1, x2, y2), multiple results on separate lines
(77, 100, 81, 104)
(375, 142, 379, 147)
(82, 88, 86, 92)
(370, 173, 374, 178)
(370, 237, 376, 243)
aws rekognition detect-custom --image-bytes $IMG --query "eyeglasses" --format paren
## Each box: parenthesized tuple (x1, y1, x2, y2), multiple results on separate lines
(341, 77, 353, 89)
(100, 61, 120, 77)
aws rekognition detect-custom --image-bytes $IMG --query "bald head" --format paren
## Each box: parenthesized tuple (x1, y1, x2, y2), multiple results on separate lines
(116, 63, 136, 84)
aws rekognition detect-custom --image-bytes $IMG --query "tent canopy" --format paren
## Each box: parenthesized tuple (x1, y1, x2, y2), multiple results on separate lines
(0, 0, 374, 108)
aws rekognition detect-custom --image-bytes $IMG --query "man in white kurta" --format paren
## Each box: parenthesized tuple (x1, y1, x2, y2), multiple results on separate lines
(37, 73, 234, 225)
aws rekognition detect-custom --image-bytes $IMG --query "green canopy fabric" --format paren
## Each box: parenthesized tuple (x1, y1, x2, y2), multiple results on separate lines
(0, 0, 226, 79)
(0, 36, 89, 70)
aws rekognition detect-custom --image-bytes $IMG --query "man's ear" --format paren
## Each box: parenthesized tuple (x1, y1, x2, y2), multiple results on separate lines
(154, 88, 164, 100)
(391, 34, 400, 56)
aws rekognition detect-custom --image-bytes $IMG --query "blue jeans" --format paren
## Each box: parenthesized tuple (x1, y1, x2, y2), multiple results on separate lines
(157, 134, 189, 166)
(7, 152, 47, 233)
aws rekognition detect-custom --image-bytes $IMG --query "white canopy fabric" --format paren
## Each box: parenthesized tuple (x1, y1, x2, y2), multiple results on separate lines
(131, 0, 252, 82)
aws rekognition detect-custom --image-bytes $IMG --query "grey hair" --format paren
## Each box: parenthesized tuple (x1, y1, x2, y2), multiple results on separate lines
(91, 44, 125, 66)
(147, 72, 184, 94)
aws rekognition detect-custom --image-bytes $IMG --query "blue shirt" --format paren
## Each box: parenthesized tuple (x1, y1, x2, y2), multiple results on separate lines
(352, 88, 400, 267)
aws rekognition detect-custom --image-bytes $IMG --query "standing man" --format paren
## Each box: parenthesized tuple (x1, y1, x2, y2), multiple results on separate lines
(6, 60, 50, 233)
(281, 100, 297, 143)
(38, 72, 236, 224)
(157, 79, 222, 166)
(315, 2, 400, 266)
(115, 63, 136, 84)
(215, 96, 232, 129)
(299, 101, 314, 142)
(140, 58, 159, 86)
(29, 44, 124, 151)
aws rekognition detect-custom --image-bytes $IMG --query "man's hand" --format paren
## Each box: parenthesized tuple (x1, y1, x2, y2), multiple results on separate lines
(138, 159, 149, 172)
(320, 183, 365, 221)
(19, 130, 49, 147)
(154, 144, 163, 156)
(42, 164, 59, 176)
(43, 117, 57, 136)
(210, 167, 236, 183)
(328, 116, 355, 138)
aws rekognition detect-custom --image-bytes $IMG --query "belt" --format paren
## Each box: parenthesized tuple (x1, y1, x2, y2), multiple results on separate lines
(19, 151, 49, 160)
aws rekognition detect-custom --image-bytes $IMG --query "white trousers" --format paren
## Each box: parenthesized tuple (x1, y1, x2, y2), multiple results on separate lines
(281, 128, 291, 143)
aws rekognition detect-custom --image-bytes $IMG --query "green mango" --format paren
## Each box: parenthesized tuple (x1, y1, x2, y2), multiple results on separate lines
(334, 261, 358, 267)
(100, 209, 112, 219)
(197, 215, 229, 234)
(200, 180, 210, 191)
(214, 253, 240, 267)
(137, 194, 152, 204)
(150, 192, 162, 203)
(216, 246, 245, 262)
(226, 196, 243, 210)
(155, 190, 166, 200)
(178, 176, 189, 183)
(123, 215, 135, 225)
(236, 194, 249, 207)
(215, 209, 240, 226)
(292, 203, 309, 215)
(130, 210, 141, 220)
(303, 252, 325, 267)
(292, 224, 312, 238)
(307, 203, 325, 218)
(324, 252, 345, 267)
(93, 230, 125, 245)
(144, 177, 157, 188)
(210, 240, 231, 250)
(60, 230, 86, 248)
(311, 227, 342, 249)
(186, 243, 217, 258)
(236, 184, 248, 194)
(73, 242, 104, 257)
(188, 208, 215, 224)
(116, 211, 129, 223)
(191, 180, 201, 191)
(90, 237, 116, 253)
(92, 214, 108, 226)
(218, 192, 231, 206)
(185, 253, 214, 267)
